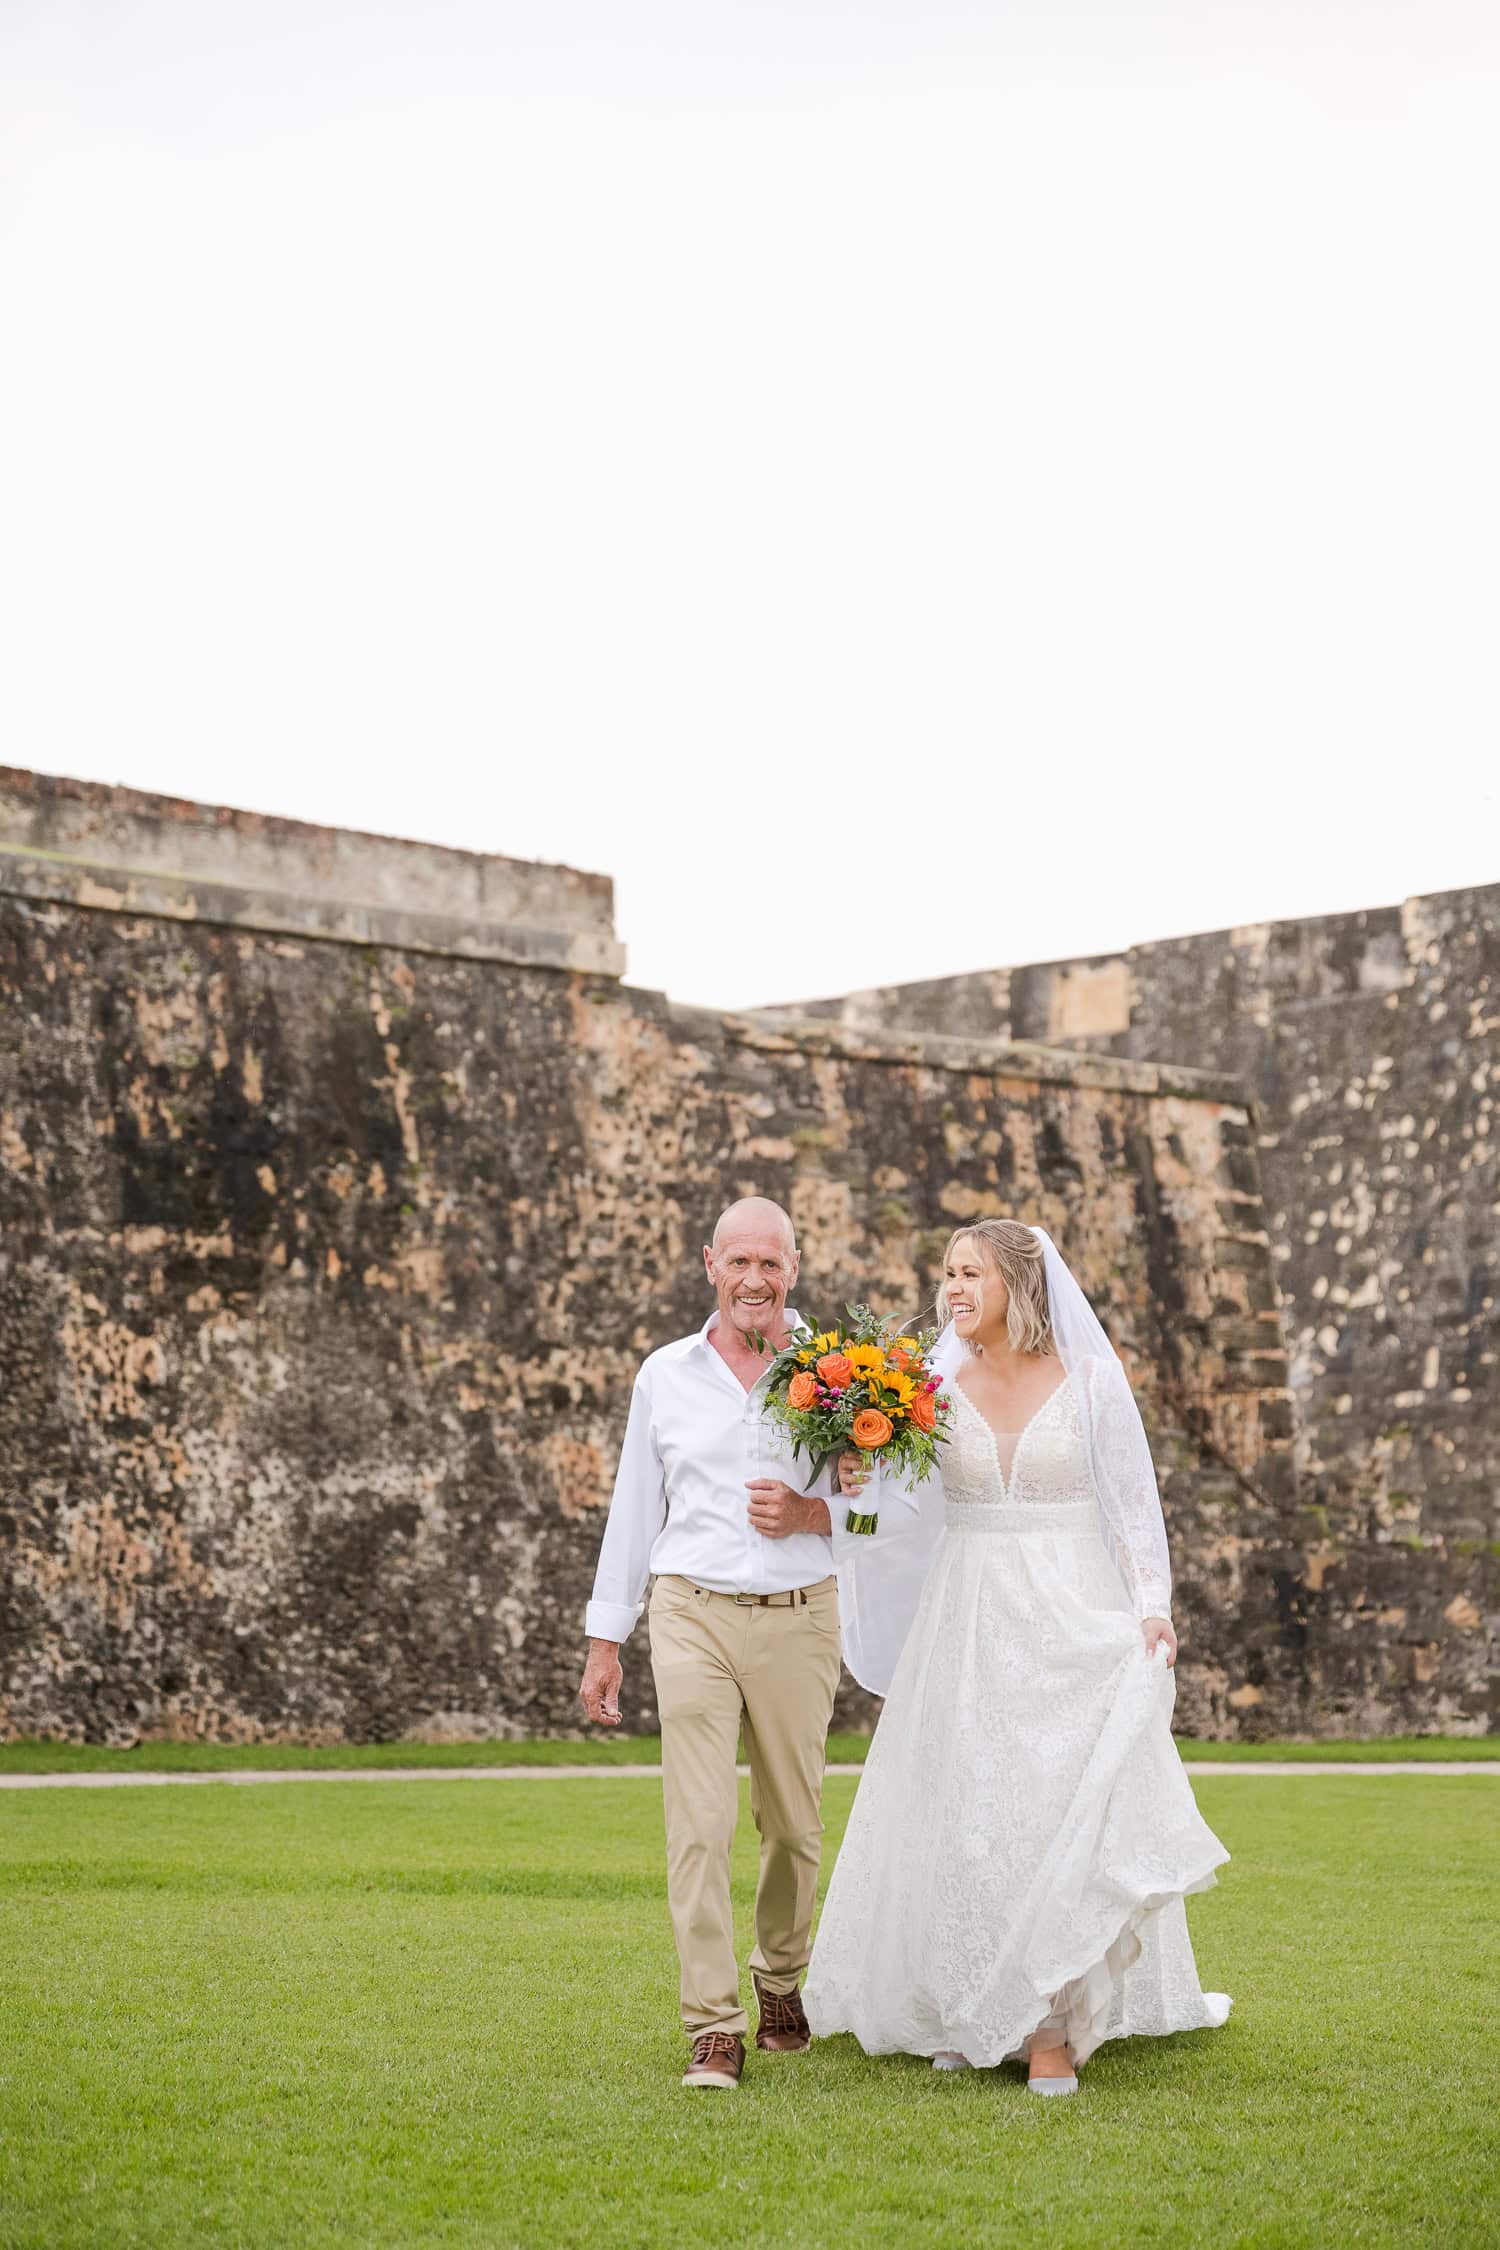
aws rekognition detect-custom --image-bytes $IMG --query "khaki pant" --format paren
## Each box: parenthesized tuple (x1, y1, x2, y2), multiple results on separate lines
(649, 1573, 844, 2036)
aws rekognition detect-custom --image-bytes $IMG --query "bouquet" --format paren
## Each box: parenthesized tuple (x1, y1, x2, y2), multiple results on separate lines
(751, 1304, 955, 1535)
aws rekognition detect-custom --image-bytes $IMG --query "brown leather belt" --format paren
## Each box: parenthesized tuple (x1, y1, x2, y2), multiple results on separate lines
(680, 1575, 836, 1608)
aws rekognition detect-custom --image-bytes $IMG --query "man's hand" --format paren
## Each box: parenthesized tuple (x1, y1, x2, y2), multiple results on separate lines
(746, 1479, 833, 1539)
(1142, 1616, 1178, 1667)
(580, 1637, 623, 1726)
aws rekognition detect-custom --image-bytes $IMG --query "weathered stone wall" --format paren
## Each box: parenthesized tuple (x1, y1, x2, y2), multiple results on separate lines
(1, 808, 1295, 1741)
(779, 884, 1499, 1734)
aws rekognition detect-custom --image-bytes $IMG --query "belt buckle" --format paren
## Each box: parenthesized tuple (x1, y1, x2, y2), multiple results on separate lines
(734, 1590, 759, 1606)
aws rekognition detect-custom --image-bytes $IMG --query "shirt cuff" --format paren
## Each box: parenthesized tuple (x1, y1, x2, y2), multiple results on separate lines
(1135, 1586, 1171, 1622)
(585, 1599, 641, 1644)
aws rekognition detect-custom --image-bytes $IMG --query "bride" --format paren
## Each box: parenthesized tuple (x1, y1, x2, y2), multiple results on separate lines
(804, 1219, 1231, 2096)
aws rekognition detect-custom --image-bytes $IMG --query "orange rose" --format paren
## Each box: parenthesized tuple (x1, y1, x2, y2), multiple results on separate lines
(910, 1391, 937, 1433)
(888, 1347, 913, 1373)
(850, 1408, 893, 1450)
(787, 1370, 819, 1411)
(817, 1353, 854, 1391)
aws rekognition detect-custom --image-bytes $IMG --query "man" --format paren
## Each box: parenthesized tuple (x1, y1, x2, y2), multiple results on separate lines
(579, 1196, 880, 2090)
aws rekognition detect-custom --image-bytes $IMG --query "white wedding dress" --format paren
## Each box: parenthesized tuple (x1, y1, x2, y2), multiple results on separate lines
(805, 1370, 1231, 2069)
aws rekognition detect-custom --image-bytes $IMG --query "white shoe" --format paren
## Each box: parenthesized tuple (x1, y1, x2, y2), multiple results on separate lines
(1028, 2072, 1078, 2097)
(932, 2051, 972, 2072)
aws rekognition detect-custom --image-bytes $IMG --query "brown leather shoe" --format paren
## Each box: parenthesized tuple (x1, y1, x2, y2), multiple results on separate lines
(682, 2031, 744, 2089)
(753, 1975, 811, 2053)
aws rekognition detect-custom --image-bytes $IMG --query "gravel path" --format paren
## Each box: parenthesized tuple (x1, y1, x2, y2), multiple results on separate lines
(1, 1760, 1495, 1789)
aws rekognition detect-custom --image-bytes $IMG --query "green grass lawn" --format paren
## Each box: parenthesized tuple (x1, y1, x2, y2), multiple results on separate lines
(1, 1776, 1495, 2249)
(1, 1731, 1495, 1774)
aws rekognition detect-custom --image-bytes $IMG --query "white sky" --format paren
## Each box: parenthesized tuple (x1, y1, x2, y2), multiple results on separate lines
(3, 1, 1497, 1008)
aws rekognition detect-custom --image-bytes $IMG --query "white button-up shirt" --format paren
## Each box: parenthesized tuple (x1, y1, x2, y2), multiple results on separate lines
(586, 1310, 880, 1644)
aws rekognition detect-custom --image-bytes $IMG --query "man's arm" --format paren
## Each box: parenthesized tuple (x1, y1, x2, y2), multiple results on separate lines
(744, 1479, 833, 1537)
(746, 1447, 921, 1540)
(578, 1369, 666, 1727)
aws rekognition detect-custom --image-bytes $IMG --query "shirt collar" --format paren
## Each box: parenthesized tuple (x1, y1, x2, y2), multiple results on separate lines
(698, 1307, 803, 1350)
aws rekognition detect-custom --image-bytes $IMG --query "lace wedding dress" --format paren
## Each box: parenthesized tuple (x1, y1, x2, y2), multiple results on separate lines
(804, 1372, 1231, 2070)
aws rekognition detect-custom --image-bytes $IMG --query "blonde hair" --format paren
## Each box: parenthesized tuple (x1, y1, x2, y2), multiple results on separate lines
(937, 1220, 1054, 1356)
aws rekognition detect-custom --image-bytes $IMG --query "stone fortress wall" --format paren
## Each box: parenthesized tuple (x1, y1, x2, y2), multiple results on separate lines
(0, 764, 1488, 1741)
(2, 765, 1302, 1744)
(774, 885, 1500, 1736)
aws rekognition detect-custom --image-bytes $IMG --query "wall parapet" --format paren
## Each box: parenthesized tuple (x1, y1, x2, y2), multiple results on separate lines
(0, 766, 625, 979)
(719, 1006, 1252, 1107)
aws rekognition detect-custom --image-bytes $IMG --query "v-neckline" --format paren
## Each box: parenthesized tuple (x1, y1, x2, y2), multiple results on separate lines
(702, 1310, 795, 1397)
(954, 1370, 1069, 1494)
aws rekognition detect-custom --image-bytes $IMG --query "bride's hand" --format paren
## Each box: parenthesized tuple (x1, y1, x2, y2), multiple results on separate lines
(1142, 1616, 1177, 1667)
(837, 1451, 871, 1500)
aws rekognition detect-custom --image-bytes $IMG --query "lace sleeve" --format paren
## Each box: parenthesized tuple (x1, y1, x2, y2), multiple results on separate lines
(1080, 1356, 1172, 1621)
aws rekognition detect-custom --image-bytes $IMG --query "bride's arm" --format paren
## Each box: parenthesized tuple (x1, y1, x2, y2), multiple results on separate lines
(1083, 1356, 1173, 1624)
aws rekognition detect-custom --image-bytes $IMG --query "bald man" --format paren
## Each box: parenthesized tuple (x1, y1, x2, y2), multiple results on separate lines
(580, 1198, 850, 2089)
